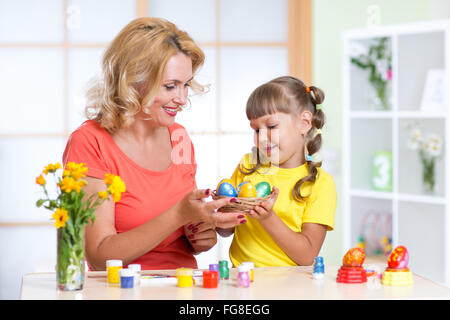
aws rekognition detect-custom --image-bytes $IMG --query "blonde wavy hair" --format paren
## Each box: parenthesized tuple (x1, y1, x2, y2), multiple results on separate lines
(85, 17, 206, 133)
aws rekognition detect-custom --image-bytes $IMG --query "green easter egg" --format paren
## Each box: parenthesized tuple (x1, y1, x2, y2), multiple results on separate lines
(255, 182, 271, 197)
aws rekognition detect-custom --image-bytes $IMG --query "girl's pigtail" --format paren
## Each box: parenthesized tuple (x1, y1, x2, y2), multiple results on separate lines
(293, 85, 326, 202)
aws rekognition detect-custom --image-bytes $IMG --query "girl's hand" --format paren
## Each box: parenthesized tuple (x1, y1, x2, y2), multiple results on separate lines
(247, 186, 279, 221)
(177, 188, 246, 228)
(184, 222, 217, 254)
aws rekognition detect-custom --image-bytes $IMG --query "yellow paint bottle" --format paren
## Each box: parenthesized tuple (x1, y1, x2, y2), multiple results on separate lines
(106, 260, 123, 284)
(176, 268, 193, 287)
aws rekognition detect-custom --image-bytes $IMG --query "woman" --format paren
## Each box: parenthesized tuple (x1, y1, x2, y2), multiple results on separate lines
(63, 17, 245, 270)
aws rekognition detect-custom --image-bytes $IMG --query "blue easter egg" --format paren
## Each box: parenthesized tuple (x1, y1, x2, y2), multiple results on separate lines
(217, 182, 237, 197)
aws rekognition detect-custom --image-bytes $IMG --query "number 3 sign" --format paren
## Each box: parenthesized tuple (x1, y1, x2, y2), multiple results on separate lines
(372, 151, 392, 192)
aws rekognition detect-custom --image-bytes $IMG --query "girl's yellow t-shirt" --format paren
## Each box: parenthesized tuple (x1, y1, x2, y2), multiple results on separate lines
(228, 153, 337, 267)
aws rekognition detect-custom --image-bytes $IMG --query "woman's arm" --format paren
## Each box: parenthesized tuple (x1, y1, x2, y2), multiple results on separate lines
(84, 177, 245, 270)
(84, 177, 187, 269)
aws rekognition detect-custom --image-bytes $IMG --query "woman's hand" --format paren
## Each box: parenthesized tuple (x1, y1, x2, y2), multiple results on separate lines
(246, 186, 279, 221)
(184, 222, 217, 254)
(177, 188, 247, 228)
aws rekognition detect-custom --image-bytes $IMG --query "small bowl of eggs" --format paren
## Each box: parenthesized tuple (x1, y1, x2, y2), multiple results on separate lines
(212, 179, 274, 213)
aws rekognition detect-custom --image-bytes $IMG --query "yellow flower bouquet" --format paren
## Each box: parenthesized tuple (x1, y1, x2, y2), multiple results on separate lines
(36, 162, 125, 291)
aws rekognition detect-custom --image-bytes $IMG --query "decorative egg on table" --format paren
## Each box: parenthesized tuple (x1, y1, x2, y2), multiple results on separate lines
(381, 245, 413, 286)
(342, 247, 366, 267)
(216, 179, 237, 197)
(237, 181, 257, 198)
(337, 247, 368, 283)
(387, 245, 409, 269)
(255, 182, 271, 197)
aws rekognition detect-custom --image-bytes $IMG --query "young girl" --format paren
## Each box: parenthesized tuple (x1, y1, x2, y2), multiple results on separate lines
(218, 76, 337, 267)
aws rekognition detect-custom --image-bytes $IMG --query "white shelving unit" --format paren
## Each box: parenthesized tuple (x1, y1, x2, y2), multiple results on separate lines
(342, 20, 450, 286)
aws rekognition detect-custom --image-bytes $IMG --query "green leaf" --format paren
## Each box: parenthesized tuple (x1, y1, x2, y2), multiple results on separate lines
(36, 199, 46, 207)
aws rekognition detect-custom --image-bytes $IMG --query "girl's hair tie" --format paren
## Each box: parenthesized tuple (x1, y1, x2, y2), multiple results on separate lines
(306, 154, 313, 162)
(315, 128, 322, 135)
(316, 104, 322, 110)
(305, 86, 311, 93)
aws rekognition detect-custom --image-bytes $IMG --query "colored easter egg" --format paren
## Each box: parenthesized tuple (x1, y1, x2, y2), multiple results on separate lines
(238, 182, 257, 198)
(236, 182, 247, 194)
(216, 179, 234, 191)
(216, 179, 236, 196)
(255, 182, 271, 197)
(388, 245, 409, 269)
(342, 247, 366, 267)
(217, 182, 237, 197)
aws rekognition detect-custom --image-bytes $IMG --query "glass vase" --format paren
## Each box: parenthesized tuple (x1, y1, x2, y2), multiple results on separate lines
(56, 224, 85, 291)
(422, 159, 436, 195)
(368, 82, 391, 111)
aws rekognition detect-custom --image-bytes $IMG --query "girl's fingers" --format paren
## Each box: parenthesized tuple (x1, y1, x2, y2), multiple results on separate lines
(265, 187, 278, 205)
(253, 205, 266, 215)
(271, 186, 279, 201)
(258, 201, 269, 210)
(246, 210, 257, 219)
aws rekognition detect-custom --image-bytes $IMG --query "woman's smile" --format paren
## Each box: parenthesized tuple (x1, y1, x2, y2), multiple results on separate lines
(162, 105, 180, 117)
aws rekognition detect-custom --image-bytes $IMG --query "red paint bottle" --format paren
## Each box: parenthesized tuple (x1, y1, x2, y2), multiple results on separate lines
(203, 270, 219, 288)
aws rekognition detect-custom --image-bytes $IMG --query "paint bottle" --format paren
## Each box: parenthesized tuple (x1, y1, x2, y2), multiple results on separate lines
(203, 270, 219, 288)
(176, 268, 193, 287)
(219, 260, 229, 280)
(106, 259, 123, 284)
(241, 262, 255, 282)
(128, 264, 141, 286)
(313, 256, 325, 280)
(209, 263, 220, 282)
(237, 265, 250, 288)
(119, 268, 134, 288)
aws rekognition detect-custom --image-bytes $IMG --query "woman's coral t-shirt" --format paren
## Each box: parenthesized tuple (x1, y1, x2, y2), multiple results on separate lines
(62, 120, 198, 270)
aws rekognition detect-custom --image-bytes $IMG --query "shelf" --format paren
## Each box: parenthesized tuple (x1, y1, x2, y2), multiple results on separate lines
(344, 21, 450, 286)
(350, 189, 393, 200)
(398, 193, 446, 205)
(350, 111, 393, 119)
(397, 111, 447, 119)
(350, 189, 446, 205)
(349, 110, 447, 119)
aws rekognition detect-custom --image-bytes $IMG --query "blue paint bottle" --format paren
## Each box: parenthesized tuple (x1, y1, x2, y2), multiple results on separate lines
(313, 256, 325, 280)
(120, 268, 134, 288)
